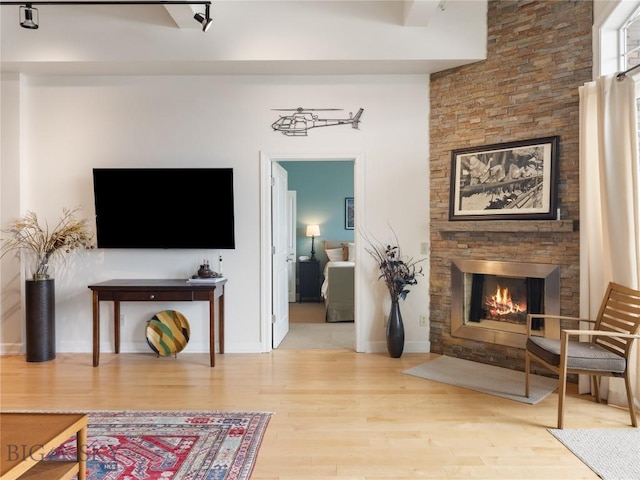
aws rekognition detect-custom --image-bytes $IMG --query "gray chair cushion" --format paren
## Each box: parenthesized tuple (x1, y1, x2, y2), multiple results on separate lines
(527, 337, 626, 374)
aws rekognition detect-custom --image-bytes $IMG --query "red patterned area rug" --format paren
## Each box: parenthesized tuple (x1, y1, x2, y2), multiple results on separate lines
(46, 410, 272, 480)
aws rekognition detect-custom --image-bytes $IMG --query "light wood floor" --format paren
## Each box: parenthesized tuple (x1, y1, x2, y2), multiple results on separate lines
(0, 350, 632, 479)
(289, 301, 326, 324)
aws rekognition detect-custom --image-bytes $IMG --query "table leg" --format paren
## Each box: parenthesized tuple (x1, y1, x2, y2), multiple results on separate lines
(77, 422, 88, 480)
(114, 301, 120, 354)
(219, 288, 225, 354)
(92, 291, 100, 367)
(209, 291, 215, 367)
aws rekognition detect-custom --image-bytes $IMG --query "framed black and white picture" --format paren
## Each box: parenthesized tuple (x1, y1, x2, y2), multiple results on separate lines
(449, 136, 559, 220)
(345, 197, 354, 229)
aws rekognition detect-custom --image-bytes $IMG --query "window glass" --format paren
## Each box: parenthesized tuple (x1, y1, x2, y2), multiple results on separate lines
(622, 6, 640, 70)
(620, 6, 640, 141)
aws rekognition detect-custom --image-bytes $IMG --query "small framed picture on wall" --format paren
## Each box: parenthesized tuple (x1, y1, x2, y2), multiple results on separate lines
(345, 197, 354, 230)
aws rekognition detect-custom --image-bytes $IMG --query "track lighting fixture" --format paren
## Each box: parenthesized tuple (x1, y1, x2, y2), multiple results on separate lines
(19, 3, 38, 29)
(0, 1, 213, 32)
(193, 3, 212, 32)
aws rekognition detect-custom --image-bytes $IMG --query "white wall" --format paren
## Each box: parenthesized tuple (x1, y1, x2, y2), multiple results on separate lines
(0, 74, 23, 350)
(0, 74, 430, 356)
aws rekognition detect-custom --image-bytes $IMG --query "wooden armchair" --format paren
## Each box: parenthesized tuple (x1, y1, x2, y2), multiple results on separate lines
(525, 282, 640, 428)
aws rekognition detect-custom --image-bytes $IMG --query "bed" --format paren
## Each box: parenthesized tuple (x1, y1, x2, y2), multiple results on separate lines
(322, 240, 355, 322)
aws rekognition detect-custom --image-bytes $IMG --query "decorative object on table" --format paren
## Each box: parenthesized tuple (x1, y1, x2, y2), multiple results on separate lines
(345, 197, 354, 229)
(306, 224, 321, 260)
(187, 276, 226, 284)
(44, 410, 273, 480)
(196, 259, 215, 278)
(0, 207, 94, 362)
(449, 136, 559, 220)
(146, 310, 191, 357)
(191, 258, 222, 280)
(364, 228, 424, 358)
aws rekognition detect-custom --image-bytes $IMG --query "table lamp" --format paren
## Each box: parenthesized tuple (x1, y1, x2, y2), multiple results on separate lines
(306, 225, 321, 260)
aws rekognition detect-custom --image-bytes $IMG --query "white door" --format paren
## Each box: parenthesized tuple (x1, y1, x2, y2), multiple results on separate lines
(272, 162, 290, 347)
(287, 191, 297, 302)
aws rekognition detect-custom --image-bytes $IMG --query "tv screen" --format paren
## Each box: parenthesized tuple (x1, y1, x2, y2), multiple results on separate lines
(93, 168, 235, 249)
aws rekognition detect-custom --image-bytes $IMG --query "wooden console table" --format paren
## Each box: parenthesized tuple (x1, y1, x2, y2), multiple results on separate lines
(88, 279, 226, 367)
(0, 412, 87, 480)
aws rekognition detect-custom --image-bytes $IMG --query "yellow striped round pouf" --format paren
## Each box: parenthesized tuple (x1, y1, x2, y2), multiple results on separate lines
(146, 310, 190, 357)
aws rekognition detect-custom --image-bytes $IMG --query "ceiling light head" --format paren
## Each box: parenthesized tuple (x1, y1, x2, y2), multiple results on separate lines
(194, 4, 212, 32)
(19, 4, 39, 30)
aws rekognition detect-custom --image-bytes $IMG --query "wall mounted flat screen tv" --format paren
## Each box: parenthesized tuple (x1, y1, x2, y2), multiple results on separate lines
(93, 168, 235, 249)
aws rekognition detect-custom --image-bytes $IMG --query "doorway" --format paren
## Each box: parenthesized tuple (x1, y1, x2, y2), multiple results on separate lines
(280, 160, 354, 349)
(259, 152, 366, 353)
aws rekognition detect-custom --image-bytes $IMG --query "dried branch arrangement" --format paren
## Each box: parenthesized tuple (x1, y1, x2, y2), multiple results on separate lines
(1, 207, 94, 279)
(363, 229, 425, 303)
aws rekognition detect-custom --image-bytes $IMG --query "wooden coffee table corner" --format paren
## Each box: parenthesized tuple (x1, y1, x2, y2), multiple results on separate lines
(0, 412, 87, 480)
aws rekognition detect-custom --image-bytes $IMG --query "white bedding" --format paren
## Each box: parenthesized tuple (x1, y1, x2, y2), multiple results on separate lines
(321, 260, 355, 299)
(322, 260, 355, 322)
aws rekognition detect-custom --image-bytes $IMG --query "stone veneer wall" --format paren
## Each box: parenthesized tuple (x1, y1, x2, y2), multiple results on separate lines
(429, 0, 593, 371)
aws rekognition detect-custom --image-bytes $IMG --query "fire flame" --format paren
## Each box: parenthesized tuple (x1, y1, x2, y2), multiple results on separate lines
(486, 285, 526, 316)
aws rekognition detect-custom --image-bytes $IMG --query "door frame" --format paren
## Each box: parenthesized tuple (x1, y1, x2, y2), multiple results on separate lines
(287, 190, 297, 303)
(259, 151, 366, 353)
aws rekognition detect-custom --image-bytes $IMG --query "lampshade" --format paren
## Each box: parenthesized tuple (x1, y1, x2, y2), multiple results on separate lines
(306, 225, 320, 237)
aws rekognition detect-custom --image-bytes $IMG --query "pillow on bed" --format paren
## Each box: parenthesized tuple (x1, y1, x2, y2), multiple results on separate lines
(326, 248, 344, 262)
(348, 242, 356, 261)
(340, 242, 356, 261)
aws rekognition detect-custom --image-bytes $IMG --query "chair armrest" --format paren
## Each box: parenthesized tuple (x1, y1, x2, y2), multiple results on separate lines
(561, 329, 640, 340)
(526, 314, 595, 336)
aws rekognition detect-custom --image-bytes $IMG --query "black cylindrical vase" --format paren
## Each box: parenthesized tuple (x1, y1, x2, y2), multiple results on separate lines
(25, 278, 55, 362)
(386, 301, 404, 358)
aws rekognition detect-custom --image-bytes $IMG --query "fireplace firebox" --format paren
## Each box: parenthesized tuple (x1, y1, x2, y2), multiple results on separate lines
(451, 260, 560, 348)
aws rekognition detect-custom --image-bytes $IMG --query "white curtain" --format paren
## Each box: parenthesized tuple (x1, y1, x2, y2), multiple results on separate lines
(579, 73, 640, 410)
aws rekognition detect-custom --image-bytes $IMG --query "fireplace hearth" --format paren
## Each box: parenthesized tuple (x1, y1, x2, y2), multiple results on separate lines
(451, 259, 560, 348)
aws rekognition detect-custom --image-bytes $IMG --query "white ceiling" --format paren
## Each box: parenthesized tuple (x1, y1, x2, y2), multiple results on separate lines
(0, 0, 488, 75)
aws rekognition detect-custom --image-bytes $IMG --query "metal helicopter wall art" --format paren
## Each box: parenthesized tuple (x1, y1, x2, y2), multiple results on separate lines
(271, 107, 364, 136)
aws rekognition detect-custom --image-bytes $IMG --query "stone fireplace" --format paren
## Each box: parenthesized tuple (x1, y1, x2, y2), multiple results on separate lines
(428, 221, 577, 370)
(451, 259, 560, 349)
(427, 1, 590, 370)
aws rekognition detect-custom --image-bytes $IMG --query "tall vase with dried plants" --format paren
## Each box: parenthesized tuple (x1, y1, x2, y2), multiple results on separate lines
(1, 207, 94, 361)
(363, 228, 425, 358)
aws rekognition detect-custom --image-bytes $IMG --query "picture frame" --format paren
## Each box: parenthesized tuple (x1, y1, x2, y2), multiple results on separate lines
(345, 197, 354, 229)
(449, 136, 559, 220)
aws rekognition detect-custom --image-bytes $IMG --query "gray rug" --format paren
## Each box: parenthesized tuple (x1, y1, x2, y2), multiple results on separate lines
(403, 355, 557, 404)
(549, 428, 640, 479)
(278, 322, 354, 349)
